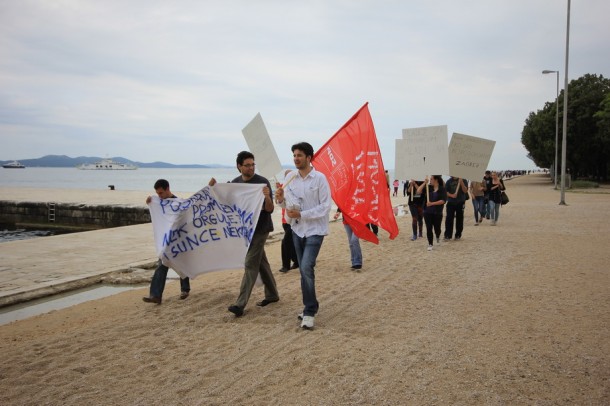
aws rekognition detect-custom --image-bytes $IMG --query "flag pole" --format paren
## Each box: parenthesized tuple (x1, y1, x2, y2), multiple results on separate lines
(280, 173, 298, 190)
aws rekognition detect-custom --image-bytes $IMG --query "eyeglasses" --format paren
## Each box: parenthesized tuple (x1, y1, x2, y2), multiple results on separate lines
(241, 163, 256, 168)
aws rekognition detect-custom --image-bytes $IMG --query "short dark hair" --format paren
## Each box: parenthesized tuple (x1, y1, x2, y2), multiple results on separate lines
(236, 151, 255, 166)
(154, 179, 169, 190)
(291, 142, 314, 158)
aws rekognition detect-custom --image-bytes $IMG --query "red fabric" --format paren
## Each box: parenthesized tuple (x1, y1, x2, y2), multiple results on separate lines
(312, 103, 399, 244)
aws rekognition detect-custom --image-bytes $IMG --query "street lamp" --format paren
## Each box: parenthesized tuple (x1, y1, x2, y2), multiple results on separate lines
(559, 0, 571, 206)
(542, 70, 559, 189)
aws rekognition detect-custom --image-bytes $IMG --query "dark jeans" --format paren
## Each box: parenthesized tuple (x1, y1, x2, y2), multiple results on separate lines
(292, 234, 324, 317)
(150, 260, 190, 299)
(484, 195, 491, 218)
(367, 223, 378, 235)
(424, 212, 443, 246)
(444, 203, 465, 239)
(409, 204, 423, 236)
(281, 223, 298, 269)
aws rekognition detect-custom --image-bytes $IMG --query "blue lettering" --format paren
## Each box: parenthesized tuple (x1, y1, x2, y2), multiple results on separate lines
(162, 223, 188, 247)
(185, 234, 200, 251)
(209, 228, 221, 241)
(198, 229, 210, 243)
(223, 226, 250, 238)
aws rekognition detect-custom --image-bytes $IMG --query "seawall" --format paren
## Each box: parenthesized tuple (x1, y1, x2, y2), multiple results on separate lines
(0, 201, 151, 230)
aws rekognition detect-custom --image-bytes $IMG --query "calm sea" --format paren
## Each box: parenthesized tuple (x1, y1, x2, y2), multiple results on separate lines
(0, 166, 397, 242)
(0, 167, 245, 242)
(0, 167, 401, 192)
(0, 167, 242, 192)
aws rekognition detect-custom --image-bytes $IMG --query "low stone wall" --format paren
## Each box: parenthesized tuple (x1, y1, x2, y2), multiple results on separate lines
(0, 201, 151, 230)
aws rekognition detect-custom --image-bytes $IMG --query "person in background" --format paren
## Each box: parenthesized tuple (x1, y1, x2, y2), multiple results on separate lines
(488, 171, 505, 226)
(416, 175, 447, 252)
(385, 170, 390, 191)
(443, 177, 469, 241)
(483, 170, 493, 219)
(220, 151, 279, 317)
(275, 142, 332, 330)
(277, 171, 299, 273)
(402, 180, 408, 197)
(469, 179, 486, 225)
(392, 179, 399, 197)
(143, 179, 191, 304)
(333, 208, 362, 270)
(407, 180, 424, 241)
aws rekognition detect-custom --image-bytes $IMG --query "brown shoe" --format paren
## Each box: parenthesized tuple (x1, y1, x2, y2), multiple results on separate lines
(179, 291, 189, 300)
(142, 296, 161, 304)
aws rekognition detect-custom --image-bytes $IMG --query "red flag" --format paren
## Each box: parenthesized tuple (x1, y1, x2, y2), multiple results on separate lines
(312, 103, 399, 244)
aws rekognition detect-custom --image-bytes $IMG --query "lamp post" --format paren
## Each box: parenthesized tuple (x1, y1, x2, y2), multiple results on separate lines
(560, 0, 571, 205)
(542, 70, 559, 189)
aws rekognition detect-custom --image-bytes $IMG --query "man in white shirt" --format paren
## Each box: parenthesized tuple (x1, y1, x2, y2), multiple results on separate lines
(275, 142, 332, 330)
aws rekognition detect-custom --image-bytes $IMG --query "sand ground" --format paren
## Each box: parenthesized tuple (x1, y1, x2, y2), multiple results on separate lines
(0, 174, 608, 405)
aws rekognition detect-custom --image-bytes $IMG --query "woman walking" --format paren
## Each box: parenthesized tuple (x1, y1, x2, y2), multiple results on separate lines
(469, 180, 486, 225)
(487, 171, 505, 225)
(416, 175, 447, 251)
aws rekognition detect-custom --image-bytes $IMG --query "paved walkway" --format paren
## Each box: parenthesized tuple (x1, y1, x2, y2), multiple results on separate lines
(0, 188, 156, 306)
(0, 223, 158, 307)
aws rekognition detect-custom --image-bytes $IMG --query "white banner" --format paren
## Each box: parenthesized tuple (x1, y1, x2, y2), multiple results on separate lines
(448, 132, 496, 180)
(395, 125, 449, 181)
(242, 113, 283, 181)
(148, 183, 265, 279)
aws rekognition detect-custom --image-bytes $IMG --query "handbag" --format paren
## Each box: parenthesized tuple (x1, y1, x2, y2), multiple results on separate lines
(500, 191, 509, 206)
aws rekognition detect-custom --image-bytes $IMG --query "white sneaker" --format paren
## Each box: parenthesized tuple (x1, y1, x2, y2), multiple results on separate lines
(427, 245, 433, 251)
(297, 312, 303, 320)
(301, 315, 314, 329)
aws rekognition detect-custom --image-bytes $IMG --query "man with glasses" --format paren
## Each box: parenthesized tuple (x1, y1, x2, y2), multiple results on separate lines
(223, 151, 279, 317)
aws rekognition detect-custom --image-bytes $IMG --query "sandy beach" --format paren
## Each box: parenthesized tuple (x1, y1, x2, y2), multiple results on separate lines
(0, 174, 609, 405)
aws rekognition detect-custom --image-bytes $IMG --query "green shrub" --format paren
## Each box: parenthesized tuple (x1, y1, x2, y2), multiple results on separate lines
(572, 180, 599, 189)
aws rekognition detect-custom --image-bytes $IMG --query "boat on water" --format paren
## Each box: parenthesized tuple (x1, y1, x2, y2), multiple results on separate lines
(77, 159, 137, 170)
(2, 161, 26, 169)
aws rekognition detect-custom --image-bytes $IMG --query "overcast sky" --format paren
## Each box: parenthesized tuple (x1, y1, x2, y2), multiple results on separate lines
(1, 0, 608, 170)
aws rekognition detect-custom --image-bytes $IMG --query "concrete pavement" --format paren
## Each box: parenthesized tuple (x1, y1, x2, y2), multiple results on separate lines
(0, 223, 158, 307)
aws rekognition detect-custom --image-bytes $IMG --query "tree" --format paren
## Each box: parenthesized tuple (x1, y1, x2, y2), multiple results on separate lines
(593, 93, 610, 179)
(521, 102, 556, 169)
(521, 73, 610, 180)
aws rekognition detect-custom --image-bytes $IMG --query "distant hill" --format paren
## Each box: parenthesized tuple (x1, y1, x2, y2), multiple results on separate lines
(0, 155, 232, 168)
